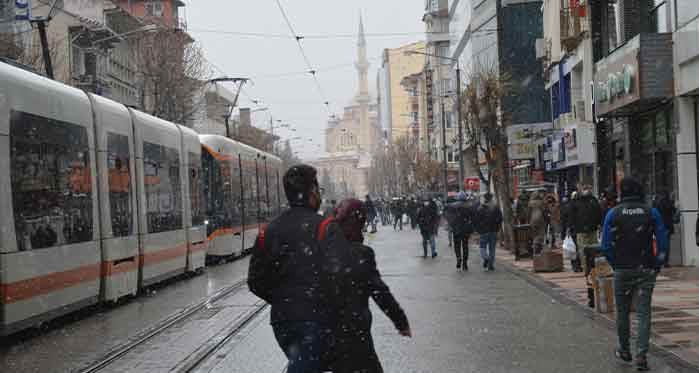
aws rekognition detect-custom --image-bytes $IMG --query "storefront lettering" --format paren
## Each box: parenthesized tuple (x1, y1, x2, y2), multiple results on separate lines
(596, 64, 634, 103)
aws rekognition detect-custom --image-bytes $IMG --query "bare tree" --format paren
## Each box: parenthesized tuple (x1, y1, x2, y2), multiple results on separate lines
(461, 62, 516, 250)
(137, 29, 212, 125)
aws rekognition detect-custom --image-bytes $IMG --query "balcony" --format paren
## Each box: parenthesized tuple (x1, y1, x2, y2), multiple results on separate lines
(560, 6, 587, 52)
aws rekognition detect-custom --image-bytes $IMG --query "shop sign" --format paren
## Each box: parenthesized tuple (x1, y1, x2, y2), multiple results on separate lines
(464, 177, 480, 191)
(594, 33, 673, 116)
(507, 122, 553, 160)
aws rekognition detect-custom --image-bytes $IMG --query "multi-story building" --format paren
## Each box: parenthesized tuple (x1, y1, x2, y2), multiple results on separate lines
(586, 0, 678, 261)
(400, 71, 429, 152)
(672, 0, 699, 265)
(115, 0, 186, 30)
(424, 0, 460, 191)
(449, 0, 550, 195)
(378, 41, 425, 142)
(6, 0, 145, 107)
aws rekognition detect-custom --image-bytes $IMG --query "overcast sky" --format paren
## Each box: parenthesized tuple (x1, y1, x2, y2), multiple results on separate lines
(183, 0, 425, 159)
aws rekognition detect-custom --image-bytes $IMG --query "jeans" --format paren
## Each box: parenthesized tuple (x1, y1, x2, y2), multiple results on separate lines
(421, 232, 437, 257)
(273, 321, 331, 373)
(480, 232, 497, 267)
(614, 269, 657, 357)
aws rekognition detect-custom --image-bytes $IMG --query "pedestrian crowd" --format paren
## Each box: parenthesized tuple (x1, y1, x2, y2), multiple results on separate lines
(248, 163, 674, 372)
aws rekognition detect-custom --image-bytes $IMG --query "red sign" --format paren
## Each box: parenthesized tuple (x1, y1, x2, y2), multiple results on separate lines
(464, 177, 480, 191)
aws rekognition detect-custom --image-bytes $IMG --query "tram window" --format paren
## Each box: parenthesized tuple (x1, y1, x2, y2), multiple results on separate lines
(10, 110, 93, 251)
(108, 133, 133, 237)
(189, 152, 205, 227)
(143, 142, 182, 234)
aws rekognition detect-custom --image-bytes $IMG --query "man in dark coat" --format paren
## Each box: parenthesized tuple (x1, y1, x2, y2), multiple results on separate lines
(247, 164, 352, 373)
(365, 195, 378, 233)
(570, 185, 602, 308)
(391, 198, 404, 231)
(407, 198, 419, 230)
(417, 198, 440, 258)
(445, 192, 475, 270)
(477, 193, 503, 271)
(331, 199, 411, 373)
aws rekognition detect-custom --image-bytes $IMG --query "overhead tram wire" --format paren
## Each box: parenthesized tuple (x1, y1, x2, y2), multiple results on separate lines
(188, 28, 459, 40)
(273, 0, 333, 115)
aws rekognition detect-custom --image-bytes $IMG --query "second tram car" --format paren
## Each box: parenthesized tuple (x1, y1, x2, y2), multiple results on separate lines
(0, 61, 283, 336)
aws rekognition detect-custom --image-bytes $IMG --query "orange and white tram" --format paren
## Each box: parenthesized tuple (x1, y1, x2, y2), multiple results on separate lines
(0, 62, 283, 335)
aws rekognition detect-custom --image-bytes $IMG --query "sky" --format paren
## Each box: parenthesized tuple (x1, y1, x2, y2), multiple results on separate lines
(183, 0, 426, 160)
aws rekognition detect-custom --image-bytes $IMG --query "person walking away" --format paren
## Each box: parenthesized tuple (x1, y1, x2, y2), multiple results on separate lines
(561, 194, 582, 272)
(515, 191, 530, 225)
(391, 198, 403, 231)
(600, 177, 668, 371)
(545, 193, 560, 248)
(417, 198, 439, 258)
(247, 165, 352, 373)
(528, 190, 548, 255)
(365, 195, 378, 233)
(330, 199, 411, 372)
(653, 191, 676, 266)
(477, 193, 502, 271)
(570, 185, 602, 307)
(446, 192, 475, 270)
(408, 198, 419, 230)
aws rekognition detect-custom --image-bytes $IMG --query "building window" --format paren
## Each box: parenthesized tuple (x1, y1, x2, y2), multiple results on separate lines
(10, 111, 93, 251)
(145, 1, 164, 17)
(107, 133, 133, 237)
(445, 111, 453, 128)
(447, 150, 455, 163)
(143, 142, 182, 233)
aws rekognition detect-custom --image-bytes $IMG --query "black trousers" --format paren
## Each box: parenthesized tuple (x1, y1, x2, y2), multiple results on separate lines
(393, 214, 403, 230)
(330, 329, 383, 373)
(453, 233, 470, 263)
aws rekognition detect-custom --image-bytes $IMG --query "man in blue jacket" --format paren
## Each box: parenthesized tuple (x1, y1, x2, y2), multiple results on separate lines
(600, 177, 668, 371)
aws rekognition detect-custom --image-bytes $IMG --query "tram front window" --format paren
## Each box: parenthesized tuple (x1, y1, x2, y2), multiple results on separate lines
(10, 111, 93, 251)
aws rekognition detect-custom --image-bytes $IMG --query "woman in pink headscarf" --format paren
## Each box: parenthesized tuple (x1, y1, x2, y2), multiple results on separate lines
(330, 198, 412, 373)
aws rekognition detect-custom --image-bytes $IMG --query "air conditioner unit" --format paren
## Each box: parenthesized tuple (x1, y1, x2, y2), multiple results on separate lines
(535, 38, 546, 59)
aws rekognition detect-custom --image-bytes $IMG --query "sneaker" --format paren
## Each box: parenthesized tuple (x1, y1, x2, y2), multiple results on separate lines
(615, 349, 632, 364)
(432, 253, 437, 258)
(483, 260, 489, 269)
(635, 356, 649, 371)
(456, 260, 462, 269)
(488, 265, 494, 271)
(462, 263, 469, 271)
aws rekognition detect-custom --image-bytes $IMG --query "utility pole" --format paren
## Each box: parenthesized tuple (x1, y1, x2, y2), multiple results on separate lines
(456, 65, 464, 192)
(441, 100, 448, 199)
(35, 20, 53, 79)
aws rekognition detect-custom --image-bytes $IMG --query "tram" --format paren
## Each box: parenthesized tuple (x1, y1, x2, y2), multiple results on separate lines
(0, 62, 283, 336)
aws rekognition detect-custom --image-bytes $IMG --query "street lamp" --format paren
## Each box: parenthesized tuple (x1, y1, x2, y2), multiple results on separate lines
(405, 50, 464, 194)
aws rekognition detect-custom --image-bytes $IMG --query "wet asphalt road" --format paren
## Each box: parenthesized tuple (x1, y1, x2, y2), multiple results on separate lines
(1, 224, 698, 372)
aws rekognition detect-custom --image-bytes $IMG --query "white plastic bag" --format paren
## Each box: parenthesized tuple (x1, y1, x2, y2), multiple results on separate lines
(563, 235, 577, 260)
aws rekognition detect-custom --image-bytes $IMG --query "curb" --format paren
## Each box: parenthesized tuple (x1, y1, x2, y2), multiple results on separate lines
(498, 252, 699, 373)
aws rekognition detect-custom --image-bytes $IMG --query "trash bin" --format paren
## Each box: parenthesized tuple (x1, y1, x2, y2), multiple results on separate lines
(513, 224, 532, 260)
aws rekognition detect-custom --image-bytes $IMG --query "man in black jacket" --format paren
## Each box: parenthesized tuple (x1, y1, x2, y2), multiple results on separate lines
(477, 193, 502, 271)
(417, 198, 440, 258)
(570, 185, 602, 307)
(247, 164, 351, 373)
(445, 192, 475, 270)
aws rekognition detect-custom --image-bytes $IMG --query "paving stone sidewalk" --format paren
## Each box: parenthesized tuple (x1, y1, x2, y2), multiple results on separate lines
(496, 248, 699, 368)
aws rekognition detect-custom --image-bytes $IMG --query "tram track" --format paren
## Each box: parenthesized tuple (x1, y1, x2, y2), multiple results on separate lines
(77, 279, 251, 373)
(175, 302, 270, 373)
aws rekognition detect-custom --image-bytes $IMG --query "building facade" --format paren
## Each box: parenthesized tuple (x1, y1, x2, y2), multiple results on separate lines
(448, 0, 549, 195)
(379, 41, 426, 142)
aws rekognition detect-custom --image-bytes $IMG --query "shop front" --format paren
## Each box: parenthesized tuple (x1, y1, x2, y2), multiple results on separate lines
(593, 33, 675, 201)
(538, 122, 596, 199)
